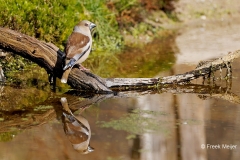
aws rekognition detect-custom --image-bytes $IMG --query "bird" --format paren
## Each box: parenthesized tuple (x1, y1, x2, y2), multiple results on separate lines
(60, 97, 94, 154)
(61, 20, 96, 83)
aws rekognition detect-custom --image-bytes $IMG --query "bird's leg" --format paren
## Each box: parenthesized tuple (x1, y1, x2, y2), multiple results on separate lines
(79, 64, 90, 71)
(78, 105, 91, 115)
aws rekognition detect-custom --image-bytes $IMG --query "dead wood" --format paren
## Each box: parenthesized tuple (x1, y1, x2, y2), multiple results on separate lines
(0, 27, 111, 93)
(0, 27, 239, 93)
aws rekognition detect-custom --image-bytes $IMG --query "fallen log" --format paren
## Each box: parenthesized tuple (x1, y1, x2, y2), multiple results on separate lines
(0, 27, 111, 93)
(0, 27, 239, 93)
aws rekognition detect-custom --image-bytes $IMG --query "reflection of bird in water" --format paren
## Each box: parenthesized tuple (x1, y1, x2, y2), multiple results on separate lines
(60, 97, 94, 154)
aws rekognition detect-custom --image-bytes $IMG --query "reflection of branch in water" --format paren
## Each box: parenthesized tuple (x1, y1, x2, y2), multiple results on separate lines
(65, 82, 240, 107)
(160, 84, 240, 104)
(84, 84, 240, 105)
(65, 90, 114, 111)
(1, 82, 239, 142)
(0, 109, 55, 134)
(208, 92, 240, 105)
(60, 97, 94, 154)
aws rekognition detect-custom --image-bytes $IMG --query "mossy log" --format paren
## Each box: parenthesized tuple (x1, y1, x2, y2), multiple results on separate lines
(0, 27, 239, 93)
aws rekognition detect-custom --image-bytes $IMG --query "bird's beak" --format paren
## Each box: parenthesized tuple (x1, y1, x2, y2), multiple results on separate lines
(87, 146, 94, 153)
(89, 23, 96, 31)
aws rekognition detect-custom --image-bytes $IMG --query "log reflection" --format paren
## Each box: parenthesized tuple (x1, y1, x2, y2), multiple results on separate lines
(0, 81, 239, 156)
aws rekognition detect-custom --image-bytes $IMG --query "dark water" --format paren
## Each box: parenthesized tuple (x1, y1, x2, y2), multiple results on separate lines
(1, 20, 240, 160)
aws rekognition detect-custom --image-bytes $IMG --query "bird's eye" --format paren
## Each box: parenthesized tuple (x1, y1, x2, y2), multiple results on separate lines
(85, 23, 88, 27)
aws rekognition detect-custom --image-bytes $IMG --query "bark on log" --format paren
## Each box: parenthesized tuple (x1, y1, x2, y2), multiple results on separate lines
(0, 27, 239, 93)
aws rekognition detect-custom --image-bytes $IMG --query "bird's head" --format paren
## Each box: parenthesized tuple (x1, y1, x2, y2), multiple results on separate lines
(73, 143, 94, 154)
(74, 20, 96, 33)
(82, 145, 94, 154)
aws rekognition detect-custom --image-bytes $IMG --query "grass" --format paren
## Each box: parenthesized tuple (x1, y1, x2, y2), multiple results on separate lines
(0, 0, 122, 51)
(0, 0, 124, 77)
(0, 0, 177, 51)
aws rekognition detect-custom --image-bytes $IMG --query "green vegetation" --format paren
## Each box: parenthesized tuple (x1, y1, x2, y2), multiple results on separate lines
(0, 132, 18, 142)
(0, 0, 122, 51)
(81, 0, 123, 51)
(0, 0, 177, 50)
(94, 32, 177, 78)
(33, 105, 53, 111)
(0, 0, 178, 79)
(0, 54, 30, 73)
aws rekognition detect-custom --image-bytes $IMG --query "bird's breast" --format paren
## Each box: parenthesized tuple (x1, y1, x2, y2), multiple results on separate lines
(76, 45, 91, 64)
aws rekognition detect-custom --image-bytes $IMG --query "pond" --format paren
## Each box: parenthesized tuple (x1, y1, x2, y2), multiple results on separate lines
(0, 18, 240, 160)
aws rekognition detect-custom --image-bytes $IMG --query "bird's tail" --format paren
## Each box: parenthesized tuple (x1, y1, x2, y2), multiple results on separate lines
(60, 97, 75, 116)
(61, 68, 71, 83)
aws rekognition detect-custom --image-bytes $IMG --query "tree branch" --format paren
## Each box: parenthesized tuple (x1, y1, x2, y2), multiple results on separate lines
(105, 50, 240, 89)
(0, 27, 239, 93)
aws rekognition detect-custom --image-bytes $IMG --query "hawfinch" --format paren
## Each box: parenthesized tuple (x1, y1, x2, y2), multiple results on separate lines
(61, 20, 96, 83)
(60, 97, 94, 154)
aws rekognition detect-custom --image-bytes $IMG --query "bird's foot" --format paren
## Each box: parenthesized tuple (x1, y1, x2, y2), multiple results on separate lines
(79, 65, 90, 71)
(78, 106, 90, 115)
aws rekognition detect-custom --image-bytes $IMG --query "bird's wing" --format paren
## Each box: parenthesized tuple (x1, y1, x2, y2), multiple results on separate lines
(63, 32, 91, 70)
(65, 32, 90, 59)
